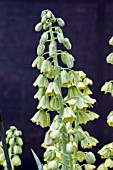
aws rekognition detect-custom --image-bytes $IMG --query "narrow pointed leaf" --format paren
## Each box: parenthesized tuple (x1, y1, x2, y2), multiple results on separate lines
(31, 149, 43, 170)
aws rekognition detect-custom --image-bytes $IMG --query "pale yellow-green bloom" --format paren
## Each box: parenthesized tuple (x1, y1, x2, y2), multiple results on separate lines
(11, 155, 21, 166)
(48, 160, 58, 170)
(46, 82, 61, 96)
(101, 81, 112, 94)
(62, 107, 76, 122)
(60, 70, 70, 85)
(81, 132, 98, 149)
(98, 146, 110, 159)
(77, 70, 86, 79)
(105, 158, 113, 168)
(77, 82, 86, 90)
(66, 142, 74, 154)
(50, 96, 60, 111)
(109, 36, 113, 46)
(31, 110, 50, 128)
(76, 111, 99, 124)
(83, 77, 93, 86)
(41, 60, 52, 73)
(33, 74, 48, 88)
(34, 87, 46, 100)
(84, 164, 96, 170)
(97, 164, 108, 170)
(37, 95, 50, 109)
(106, 53, 113, 64)
(85, 152, 96, 164)
(83, 87, 92, 95)
(50, 130, 60, 141)
(74, 128, 85, 141)
(77, 151, 85, 162)
(107, 111, 113, 127)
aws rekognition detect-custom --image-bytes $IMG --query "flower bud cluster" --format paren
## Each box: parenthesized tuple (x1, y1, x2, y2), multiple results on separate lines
(1, 126, 23, 169)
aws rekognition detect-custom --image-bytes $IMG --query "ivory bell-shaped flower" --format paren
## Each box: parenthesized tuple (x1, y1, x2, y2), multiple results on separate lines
(77, 82, 86, 90)
(74, 128, 85, 141)
(81, 132, 98, 149)
(50, 96, 60, 111)
(101, 81, 113, 94)
(109, 36, 113, 46)
(37, 43, 45, 56)
(41, 32, 48, 44)
(77, 70, 86, 79)
(77, 151, 85, 162)
(49, 115, 62, 132)
(98, 143, 112, 158)
(31, 110, 50, 128)
(0, 153, 5, 164)
(105, 158, 113, 168)
(44, 149, 56, 161)
(48, 160, 58, 170)
(85, 152, 96, 164)
(66, 142, 74, 154)
(33, 74, 48, 88)
(50, 130, 60, 141)
(69, 70, 80, 85)
(106, 53, 113, 64)
(62, 107, 76, 122)
(37, 95, 50, 109)
(32, 56, 44, 69)
(42, 131, 53, 147)
(34, 87, 46, 100)
(74, 97, 88, 110)
(46, 82, 61, 96)
(60, 70, 70, 85)
(84, 164, 96, 170)
(68, 86, 80, 98)
(43, 164, 49, 170)
(49, 41, 57, 57)
(83, 77, 93, 86)
(73, 164, 82, 170)
(97, 164, 108, 170)
(11, 155, 21, 166)
(83, 87, 93, 95)
(76, 111, 99, 124)
(107, 111, 113, 127)
(41, 60, 52, 73)
(63, 38, 72, 50)
(61, 51, 74, 68)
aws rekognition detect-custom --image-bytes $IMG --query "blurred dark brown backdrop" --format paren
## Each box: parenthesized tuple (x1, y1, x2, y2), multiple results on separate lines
(0, 0, 113, 169)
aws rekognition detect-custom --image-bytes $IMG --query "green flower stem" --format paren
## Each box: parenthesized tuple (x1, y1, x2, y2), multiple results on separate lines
(74, 116, 79, 163)
(58, 161, 70, 168)
(49, 26, 68, 170)
(69, 154, 73, 170)
(62, 125, 68, 170)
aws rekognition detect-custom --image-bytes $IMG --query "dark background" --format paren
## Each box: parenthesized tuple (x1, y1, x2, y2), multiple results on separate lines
(0, 0, 113, 169)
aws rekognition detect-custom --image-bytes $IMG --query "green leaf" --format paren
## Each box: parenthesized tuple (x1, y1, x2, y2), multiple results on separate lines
(31, 149, 43, 170)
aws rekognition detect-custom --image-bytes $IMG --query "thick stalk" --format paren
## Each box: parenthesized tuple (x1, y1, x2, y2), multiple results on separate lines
(69, 154, 73, 170)
(74, 113, 79, 163)
(49, 27, 68, 170)
(62, 125, 68, 170)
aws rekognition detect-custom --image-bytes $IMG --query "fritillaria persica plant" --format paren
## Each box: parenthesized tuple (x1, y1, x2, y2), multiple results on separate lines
(97, 37, 113, 170)
(31, 9, 99, 170)
(0, 126, 23, 170)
